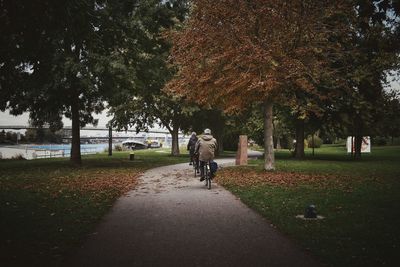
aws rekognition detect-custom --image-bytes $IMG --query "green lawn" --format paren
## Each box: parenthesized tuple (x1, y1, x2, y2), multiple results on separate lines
(217, 145, 400, 267)
(0, 149, 188, 267)
(2, 145, 399, 267)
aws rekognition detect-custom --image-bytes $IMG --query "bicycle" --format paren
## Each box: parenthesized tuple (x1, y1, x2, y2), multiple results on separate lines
(192, 154, 200, 177)
(203, 160, 212, 190)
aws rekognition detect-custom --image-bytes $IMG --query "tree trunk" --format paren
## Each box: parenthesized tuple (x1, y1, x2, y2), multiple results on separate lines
(276, 137, 281, 150)
(108, 126, 112, 156)
(214, 128, 224, 156)
(312, 134, 315, 156)
(263, 100, 275, 170)
(170, 127, 180, 156)
(218, 140, 223, 155)
(70, 94, 81, 165)
(354, 135, 362, 159)
(350, 136, 354, 157)
(353, 116, 363, 160)
(294, 119, 305, 159)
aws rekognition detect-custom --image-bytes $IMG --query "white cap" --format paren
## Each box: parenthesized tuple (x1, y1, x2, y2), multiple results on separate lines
(204, 128, 211, 134)
(191, 132, 196, 136)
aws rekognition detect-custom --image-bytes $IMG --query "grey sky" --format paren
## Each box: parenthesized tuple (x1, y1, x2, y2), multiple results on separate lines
(0, 110, 112, 127)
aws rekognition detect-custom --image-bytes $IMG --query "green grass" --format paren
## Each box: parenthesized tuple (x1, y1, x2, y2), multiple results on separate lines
(250, 145, 400, 179)
(0, 148, 188, 267)
(2, 145, 399, 266)
(221, 145, 400, 267)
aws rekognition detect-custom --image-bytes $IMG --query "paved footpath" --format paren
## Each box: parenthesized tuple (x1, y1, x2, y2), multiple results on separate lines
(68, 158, 322, 267)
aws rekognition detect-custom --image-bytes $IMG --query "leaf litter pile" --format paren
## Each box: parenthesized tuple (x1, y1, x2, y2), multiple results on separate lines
(53, 169, 142, 197)
(0, 167, 143, 266)
(2, 168, 142, 197)
(215, 167, 367, 190)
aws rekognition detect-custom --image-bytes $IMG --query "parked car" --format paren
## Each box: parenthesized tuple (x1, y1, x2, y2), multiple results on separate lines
(147, 140, 162, 148)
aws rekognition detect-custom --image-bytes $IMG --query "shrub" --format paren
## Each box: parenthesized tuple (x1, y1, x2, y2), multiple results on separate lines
(307, 135, 322, 148)
(390, 137, 400, 145)
(11, 154, 26, 160)
(334, 138, 347, 145)
(222, 132, 240, 151)
(373, 137, 387, 146)
(114, 144, 123, 151)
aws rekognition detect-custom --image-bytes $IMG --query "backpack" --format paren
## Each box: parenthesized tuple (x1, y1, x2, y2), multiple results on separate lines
(210, 161, 218, 173)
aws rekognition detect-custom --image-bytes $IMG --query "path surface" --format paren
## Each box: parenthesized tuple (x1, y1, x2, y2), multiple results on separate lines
(69, 157, 321, 267)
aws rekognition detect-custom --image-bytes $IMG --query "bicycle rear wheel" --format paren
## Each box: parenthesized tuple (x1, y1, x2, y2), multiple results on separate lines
(206, 163, 211, 189)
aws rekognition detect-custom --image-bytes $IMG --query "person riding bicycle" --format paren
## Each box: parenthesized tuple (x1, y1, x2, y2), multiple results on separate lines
(194, 128, 218, 181)
(187, 132, 198, 165)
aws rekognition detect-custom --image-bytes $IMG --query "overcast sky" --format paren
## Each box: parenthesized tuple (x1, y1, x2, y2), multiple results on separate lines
(1, 80, 399, 127)
(0, 110, 112, 128)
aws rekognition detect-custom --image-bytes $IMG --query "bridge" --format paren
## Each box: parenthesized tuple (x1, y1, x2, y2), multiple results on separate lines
(0, 125, 170, 134)
(0, 125, 185, 156)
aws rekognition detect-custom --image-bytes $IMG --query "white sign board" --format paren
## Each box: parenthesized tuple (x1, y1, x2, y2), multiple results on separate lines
(346, 136, 371, 153)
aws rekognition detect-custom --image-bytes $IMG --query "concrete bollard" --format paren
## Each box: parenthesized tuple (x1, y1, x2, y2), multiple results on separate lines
(235, 135, 248, 165)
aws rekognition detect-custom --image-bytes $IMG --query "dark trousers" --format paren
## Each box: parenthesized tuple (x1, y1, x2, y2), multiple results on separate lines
(199, 160, 206, 178)
(199, 160, 214, 178)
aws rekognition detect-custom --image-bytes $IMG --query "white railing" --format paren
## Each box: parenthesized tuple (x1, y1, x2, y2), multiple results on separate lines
(32, 147, 101, 159)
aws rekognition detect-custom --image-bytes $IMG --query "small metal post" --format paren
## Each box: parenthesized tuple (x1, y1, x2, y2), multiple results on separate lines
(305, 204, 317, 218)
(312, 134, 315, 156)
(108, 126, 112, 156)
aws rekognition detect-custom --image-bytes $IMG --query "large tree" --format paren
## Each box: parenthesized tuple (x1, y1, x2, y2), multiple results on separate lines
(380, 90, 400, 143)
(344, 0, 400, 159)
(0, 0, 140, 164)
(166, 0, 351, 170)
(311, 1, 400, 159)
(108, 0, 191, 156)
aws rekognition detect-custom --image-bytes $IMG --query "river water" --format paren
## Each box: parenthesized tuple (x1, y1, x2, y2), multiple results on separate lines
(0, 143, 110, 160)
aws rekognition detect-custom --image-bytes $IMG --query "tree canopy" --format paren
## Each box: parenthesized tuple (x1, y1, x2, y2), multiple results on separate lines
(166, 0, 353, 169)
(1, 0, 399, 164)
(108, 0, 191, 156)
(0, 0, 189, 163)
(1, 0, 137, 163)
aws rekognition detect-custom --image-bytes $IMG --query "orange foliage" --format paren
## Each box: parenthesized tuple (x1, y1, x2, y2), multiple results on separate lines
(216, 168, 360, 191)
(2, 169, 142, 199)
(166, 0, 351, 113)
(54, 171, 142, 196)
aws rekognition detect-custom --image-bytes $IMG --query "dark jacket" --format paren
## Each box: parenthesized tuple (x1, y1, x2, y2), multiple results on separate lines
(187, 135, 198, 155)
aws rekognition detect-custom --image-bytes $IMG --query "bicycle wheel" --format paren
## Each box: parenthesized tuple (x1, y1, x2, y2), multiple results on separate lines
(206, 163, 211, 189)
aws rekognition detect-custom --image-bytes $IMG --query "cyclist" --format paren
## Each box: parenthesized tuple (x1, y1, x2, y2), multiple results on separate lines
(195, 128, 218, 181)
(187, 132, 198, 165)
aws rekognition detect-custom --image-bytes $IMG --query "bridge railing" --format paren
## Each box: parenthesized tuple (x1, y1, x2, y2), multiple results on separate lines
(31, 147, 103, 159)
